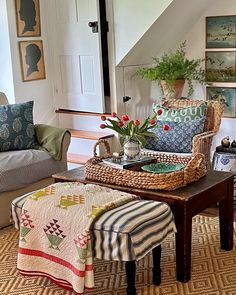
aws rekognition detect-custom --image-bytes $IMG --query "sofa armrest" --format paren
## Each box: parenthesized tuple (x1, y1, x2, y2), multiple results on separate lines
(61, 131, 71, 164)
(35, 124, 71, 162)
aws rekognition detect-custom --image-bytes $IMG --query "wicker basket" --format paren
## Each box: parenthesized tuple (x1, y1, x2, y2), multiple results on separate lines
(85, 140, 207, 191)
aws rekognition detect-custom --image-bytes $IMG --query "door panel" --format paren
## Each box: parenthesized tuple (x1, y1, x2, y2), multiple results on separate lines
(48, 0, 105, 113)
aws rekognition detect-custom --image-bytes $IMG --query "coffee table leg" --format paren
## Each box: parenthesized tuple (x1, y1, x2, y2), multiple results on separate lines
(219, 178, 233, 251)
(174, 205, 192, 283)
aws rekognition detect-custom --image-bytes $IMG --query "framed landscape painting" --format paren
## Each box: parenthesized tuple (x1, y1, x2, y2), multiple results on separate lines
(206, 15, 236, 48)
(206, 86, 236, 117)
(19, 40, 46, 82)
(205, 51, 236, 82)
(15, 0, 41, 37)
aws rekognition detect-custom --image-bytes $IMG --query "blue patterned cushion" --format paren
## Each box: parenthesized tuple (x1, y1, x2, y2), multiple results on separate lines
(145, 118, 205, 153)
(0, 101, 37, 151)
(153, 102, 207, 122)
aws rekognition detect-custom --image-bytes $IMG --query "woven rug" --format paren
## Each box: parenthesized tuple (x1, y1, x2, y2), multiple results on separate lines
(1, 215, 236, 295)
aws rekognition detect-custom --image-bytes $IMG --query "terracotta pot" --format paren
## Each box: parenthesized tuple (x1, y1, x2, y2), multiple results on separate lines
(160, 79, 185, 100)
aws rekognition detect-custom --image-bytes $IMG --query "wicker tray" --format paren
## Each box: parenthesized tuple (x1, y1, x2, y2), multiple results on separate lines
(85, 140, 207, 191)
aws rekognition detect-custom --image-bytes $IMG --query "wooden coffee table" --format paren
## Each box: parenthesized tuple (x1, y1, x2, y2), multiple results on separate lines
(52, 167, 234, 283)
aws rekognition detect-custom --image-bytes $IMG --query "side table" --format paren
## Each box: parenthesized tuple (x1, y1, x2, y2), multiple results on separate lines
(212, 151, 236, 208)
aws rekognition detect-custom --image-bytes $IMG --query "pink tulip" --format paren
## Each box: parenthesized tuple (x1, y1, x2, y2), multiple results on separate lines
(150, 119, 156, 125)
(156, 109, 163, 116)
(101, 115, 106, 121)
(100, 124, 106, 129)
(111, 112, 117, 117)
(134, 119, 140, 126)
(122, 114, 130, 121)
(118, 121, 124, 127)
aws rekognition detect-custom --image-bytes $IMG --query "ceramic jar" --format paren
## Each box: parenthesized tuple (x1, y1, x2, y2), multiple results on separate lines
(123, 136, 141, 161)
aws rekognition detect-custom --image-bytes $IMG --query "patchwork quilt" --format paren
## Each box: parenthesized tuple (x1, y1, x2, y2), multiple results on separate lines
(17, 182, 139, 294)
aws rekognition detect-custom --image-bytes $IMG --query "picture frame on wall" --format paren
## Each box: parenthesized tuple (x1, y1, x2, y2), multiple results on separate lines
(206, 15, 236, 48)
(205, 51, 236, 82)
(19, 40, 46, 82)
(206, 86, 236, 118)
(15, 0, 41, 37)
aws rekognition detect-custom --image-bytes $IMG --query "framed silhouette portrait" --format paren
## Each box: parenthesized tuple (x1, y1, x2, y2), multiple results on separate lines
(15, 0, 41, 37)
(19, 40, 46, 82)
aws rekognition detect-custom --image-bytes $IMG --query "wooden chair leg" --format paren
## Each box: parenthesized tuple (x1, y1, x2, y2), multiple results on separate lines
(152, 244, 162, 285)
(125, 260, 136, 295)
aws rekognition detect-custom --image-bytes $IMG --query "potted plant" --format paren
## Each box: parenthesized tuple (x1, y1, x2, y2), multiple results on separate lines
(137, 41, 206, 99)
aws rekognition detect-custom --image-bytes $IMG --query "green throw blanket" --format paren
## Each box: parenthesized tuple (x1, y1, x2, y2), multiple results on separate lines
(35, 124, 70, 160)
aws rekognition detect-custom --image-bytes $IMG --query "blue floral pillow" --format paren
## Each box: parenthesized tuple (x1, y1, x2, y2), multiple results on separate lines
(0, 101, 37, 151)
(145, 118, 205, 153)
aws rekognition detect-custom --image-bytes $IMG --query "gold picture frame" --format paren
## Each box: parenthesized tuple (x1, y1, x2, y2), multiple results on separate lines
(15, 0, 41, 37)
(19, 40, 46, 82)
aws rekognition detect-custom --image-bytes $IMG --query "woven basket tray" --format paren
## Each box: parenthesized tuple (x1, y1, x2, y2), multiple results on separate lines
(85, 140, 207, 191)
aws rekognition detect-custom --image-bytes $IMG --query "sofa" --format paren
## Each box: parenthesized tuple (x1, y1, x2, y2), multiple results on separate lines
(0, 92, 71, 228)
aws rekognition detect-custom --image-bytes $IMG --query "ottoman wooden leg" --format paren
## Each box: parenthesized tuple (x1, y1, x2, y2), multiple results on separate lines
(125, 260, 136, 295)
(152, 245, 162, 285)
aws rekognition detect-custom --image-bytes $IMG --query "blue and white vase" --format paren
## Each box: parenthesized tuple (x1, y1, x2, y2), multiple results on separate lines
(123, 136, 141, 161)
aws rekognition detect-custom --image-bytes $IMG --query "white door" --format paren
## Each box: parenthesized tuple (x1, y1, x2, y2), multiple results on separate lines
(47, 0, 105, 113)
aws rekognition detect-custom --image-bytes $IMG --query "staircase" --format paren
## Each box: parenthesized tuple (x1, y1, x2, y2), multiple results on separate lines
(67, 129, 114, 169)
(57, 110, 114, 169)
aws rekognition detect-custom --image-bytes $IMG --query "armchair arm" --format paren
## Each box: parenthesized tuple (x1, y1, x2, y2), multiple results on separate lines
(35, 124, 71, 163)
(192, 131, 216, 169)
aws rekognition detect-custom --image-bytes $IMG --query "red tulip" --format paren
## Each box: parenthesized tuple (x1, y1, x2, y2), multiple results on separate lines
(100, 124, 106, 129)
(134, 119, 140, 126)
(150, 119, 156, 125)
(122, 114, 130, 121)
(101, 115, 106, 121)
(156, 109, 163, 116)
(163, 124, 170, 131)
(111, 112, 117, 117)
(118, 121, 124, 127)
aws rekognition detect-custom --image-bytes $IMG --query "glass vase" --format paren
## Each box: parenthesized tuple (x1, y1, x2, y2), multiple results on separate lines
(123, 136, 141, 161)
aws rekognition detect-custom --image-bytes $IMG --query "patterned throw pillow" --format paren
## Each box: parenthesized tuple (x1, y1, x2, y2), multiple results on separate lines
(153, 102, 207, 122)
(0, 101, 37, 152)
(145, 118, 205, 153)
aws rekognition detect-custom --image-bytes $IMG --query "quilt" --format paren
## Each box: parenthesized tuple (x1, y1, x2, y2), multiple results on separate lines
(17, 182, 138, 294)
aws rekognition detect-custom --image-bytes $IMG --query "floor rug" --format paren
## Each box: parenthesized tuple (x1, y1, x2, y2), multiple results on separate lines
(1, 215, 236, 295)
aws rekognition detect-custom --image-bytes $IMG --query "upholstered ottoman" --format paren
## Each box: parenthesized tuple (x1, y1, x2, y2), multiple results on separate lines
(11, 183, 176, 295)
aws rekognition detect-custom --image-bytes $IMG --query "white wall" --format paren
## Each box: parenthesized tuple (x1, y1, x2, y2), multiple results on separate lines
(0, 0, 57, 125)
(112, 0, 173, 65)
(119, 0, 236, 157)
(184, 0, 236, 152)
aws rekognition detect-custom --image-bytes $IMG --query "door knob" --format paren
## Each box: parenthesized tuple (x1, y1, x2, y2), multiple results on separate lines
(88, 21, 98, 33)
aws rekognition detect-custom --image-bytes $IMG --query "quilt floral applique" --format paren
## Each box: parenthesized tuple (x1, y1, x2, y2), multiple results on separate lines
(20, 209, 34, 242)
(43, 219, 66, 250)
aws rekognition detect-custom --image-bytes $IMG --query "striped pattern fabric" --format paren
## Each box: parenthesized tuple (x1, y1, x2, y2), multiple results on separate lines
(12, 195, 176, 263)
(92, 199, 176, 261)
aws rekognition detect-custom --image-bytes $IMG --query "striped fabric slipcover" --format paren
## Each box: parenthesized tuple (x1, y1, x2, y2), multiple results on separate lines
(92, 199, 176, 261)
(12, 195, 176, 263)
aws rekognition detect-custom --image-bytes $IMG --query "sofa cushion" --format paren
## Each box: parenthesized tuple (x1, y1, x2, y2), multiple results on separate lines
(0, 149, 66, 192)
(153, 102, 207, 122)
(145, 118, 205, 153)
(0, 101, 37, 152)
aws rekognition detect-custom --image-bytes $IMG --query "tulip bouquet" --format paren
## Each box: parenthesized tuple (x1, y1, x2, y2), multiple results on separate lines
(100, 110, 170, 147)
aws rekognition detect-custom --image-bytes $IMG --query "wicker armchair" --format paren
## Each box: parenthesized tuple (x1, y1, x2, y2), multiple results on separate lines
(142, 99, 224, 170)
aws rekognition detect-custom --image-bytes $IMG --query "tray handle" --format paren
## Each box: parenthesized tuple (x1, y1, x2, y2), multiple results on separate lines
(92, 139, 111, 159)
(184, 153, 206, 184)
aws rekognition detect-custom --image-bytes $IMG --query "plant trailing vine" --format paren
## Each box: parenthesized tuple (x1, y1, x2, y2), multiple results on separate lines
(137, 41, 207, 97)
